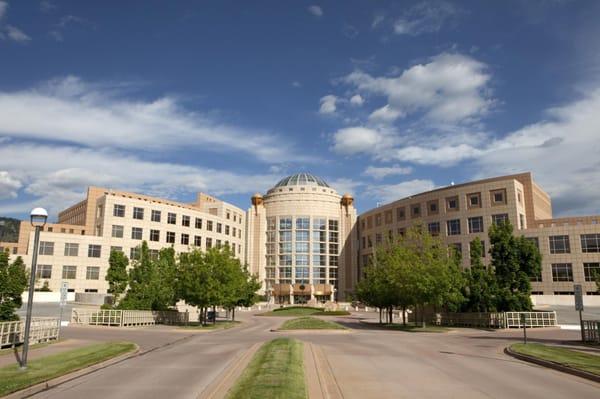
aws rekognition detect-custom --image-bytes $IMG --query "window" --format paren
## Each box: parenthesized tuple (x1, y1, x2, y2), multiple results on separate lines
(36, 265, 52, 279)
(280, 231, 292, 242)
(39, 241, 54, 255)
(195, 218, 203, 229)
(385, 210, 393, 224)
(207, 220, 213, 231)
(166, 231, 175, 244)
(206, 237, 212, 248)
(581, 234, 600, 253)
(280, 217, 292, 230)
(133, 207, 144, 220)
(375, 213, 382, 226)
(182, 215, 190, 227)
(150, 229, 160, 242)
(110, 246, 123, 253)
(329, 268, 338, 279)
(447, 219, 461, 236)
(428, 222, 440, 236)
(296, 231, 309, 241)
(375, 233, 382, 245)
(167, 212, 177, 224)
(280, 242, 292, 253)
(468, 216, 484, 234)
(519, 214, 525, 230)
(131, 227, 143, 240)
(396, 207, 406, 221)
(329, 231, 339, 243)
(549, 235, 570, 254)
(467, 193, 481, 208)
(296, 254, 309, 265)
(428, 200, 439, 215)
(313, 255, 326, 266)
(491, 189, 506, 205)
(446, 196, 459, 211)
(411, 204, 421, 218)
(329, 255, 339, 266)
(226, 211, 231, 220)
(313, 242, 327, 253)
(554, 291, 574, 295)
(267, 217, 276, 231)
(313, 218, 326, 230)
(181, 233, 189, 245)
(328, 219, 339, 231)
(88, 244, 101, 258)
(62, 265, 77, 279)
(296, 217, 310, 230)
(64, 243, 79, 257)
(313, 231, 326, 242)
(151, 210, 161, 222)
(552, 263, 573, 281)
(111, 225, 124, 238)
(225, 225, 230, 235)
(86, 266, 100, 280)
(584, 263, 600, 282)
(492, 214, 509, 226)
(113, 204, 125, 217)
(130, 247, 140, 260)
(279, 255, 292, 266)
(194, 235, 202, 246)
(217, 223, 222, 233)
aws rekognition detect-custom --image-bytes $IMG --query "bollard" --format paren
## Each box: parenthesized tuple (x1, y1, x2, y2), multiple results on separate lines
(365, 306, 369, 312)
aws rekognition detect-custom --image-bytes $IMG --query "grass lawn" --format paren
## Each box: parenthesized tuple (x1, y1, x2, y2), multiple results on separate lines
(227, 338, 306, 399)
(178, 320, 240, 330)
(360, 321, 450, 333)
(0, 341, 136, 396)
(279, 316, 346, 330)
(258, 306, 350, 317)
(510, 343, 600, 376)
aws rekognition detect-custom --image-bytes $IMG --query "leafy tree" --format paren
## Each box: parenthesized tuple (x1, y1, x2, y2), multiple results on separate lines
(462, 237, 498, 312)
(105, 249, 129, 306)
(178, 248, 221, 325)
(0, 251, 27, 321)
(489, 221, 541, 311)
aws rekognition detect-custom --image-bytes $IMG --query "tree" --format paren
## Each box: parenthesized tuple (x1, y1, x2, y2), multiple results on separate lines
(461, 237, 498, 312)
(119, 242, 177, 310)
(0, 251, 27, 321)
(105, 249, 129, 306)
(489, 221, 541, 311)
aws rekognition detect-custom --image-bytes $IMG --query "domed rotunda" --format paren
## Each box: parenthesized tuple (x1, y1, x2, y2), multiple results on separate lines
(246, 173, 357, 304)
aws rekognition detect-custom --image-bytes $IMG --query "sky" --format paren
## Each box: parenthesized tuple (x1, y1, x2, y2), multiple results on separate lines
(1, 0, 600, 220)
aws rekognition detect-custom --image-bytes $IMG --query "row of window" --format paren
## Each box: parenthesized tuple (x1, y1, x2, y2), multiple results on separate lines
(548, 234, 600, 254)
(364, 189, 512, 230)
(36, 265, 99, 280)
(113, 204, 242, 233)
(111, 225, 241, 247)
(267, 254, 340, 266)
(267, 217, 339, 232)
(265, 266, 338, 279)
(271, 231, 339, 243)
(548, 262, 600, 282)
(39, 241, 101, 258)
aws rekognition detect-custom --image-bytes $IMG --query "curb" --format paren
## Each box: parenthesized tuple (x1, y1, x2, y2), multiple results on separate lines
(3, 343, 141, 399)
(504, 346, 600, 384)
(197, 342, 262, 399)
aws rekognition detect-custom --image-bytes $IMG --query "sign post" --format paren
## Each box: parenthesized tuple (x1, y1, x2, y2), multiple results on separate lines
(520, 313, 527, 344)
(574, 284, 584, 342)
(59, 282, 68, 335)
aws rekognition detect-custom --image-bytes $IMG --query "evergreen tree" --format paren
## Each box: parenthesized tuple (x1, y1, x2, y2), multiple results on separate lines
(0, 251, 27, 321)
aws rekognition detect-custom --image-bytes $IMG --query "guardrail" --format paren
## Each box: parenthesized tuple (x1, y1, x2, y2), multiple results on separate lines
(0, 317, 60, 348)
(582, 320, 600, 344)
(70, 309, 188, 327)
(410, 311, 557, 329)
(505, 311, 557, 328)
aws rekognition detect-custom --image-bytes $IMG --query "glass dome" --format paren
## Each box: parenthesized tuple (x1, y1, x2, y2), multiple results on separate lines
(273, 173, 330, 188)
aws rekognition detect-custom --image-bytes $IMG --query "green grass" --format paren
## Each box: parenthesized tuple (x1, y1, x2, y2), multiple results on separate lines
(0, 341, 136, 396)
(178, 321, 240, 330)
(279, 316, 346, 330)
(258, 306, 350, 317)
(227, 338, 306, 399)
(0, 340, 57, 356)
(510, 343, 600, 376)
(359, 321, 450, 333)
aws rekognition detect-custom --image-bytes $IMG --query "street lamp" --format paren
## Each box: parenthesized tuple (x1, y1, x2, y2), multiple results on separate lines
(20, 207, 48, 370)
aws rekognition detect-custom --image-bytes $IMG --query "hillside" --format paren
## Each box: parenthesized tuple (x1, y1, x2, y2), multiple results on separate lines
(0, 217, 20, 242)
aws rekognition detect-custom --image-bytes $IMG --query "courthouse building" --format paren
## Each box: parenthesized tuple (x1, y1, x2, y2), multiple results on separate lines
(2, 172, 599, 303)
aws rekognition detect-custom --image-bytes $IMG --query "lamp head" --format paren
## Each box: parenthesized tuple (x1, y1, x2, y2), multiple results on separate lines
(30, 207, 48, 227)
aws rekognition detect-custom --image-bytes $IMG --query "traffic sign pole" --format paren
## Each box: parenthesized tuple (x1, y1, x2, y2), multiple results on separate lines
(574, 284, 584, 342)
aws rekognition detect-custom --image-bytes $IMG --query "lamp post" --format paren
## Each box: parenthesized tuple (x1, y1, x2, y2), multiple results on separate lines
(20, 207, 48, 370)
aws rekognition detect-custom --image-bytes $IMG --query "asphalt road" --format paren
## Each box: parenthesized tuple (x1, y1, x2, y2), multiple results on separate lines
(28, 311, 599, 399)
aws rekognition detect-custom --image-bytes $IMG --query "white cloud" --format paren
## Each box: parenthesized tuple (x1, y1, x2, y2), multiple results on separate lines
(349, 94, 364, 106)
(368, 104, 403, 123)
(393, 0, 461, 36)
(343, 52, 492, 124)
(0, 143, 281, 215)
(0, 1, 7, 20)
(393, 143, 483, 166)
(0, 76, 308, 163)
(328, 178, 362, 196)
(362, 165, 413, 180)
(307, 5, 323, 17)
(291, 81, 301, 88)
(40, 1, 56, 13)
(367, 179, 436, 204)
(0, 171, 21, 199)
(319, 94, 338, 114)
(5, 25, 30, 42)
(372, 14, 385, 29)
(331, 126, 388, 155)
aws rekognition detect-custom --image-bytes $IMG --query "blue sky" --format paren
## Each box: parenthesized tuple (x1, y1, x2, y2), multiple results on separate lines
(1, 0, 600, 220)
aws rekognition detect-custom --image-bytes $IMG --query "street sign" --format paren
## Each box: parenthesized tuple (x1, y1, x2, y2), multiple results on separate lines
(574, 284, 584, 311)
(60, 282, 68, 306)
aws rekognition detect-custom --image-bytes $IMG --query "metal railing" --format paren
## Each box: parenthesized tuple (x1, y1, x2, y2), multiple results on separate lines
(505, 311, 557, 328)
(582, 320, 600, 344)
(70, 309, 188, 327)
(0, 317, 60, 348)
